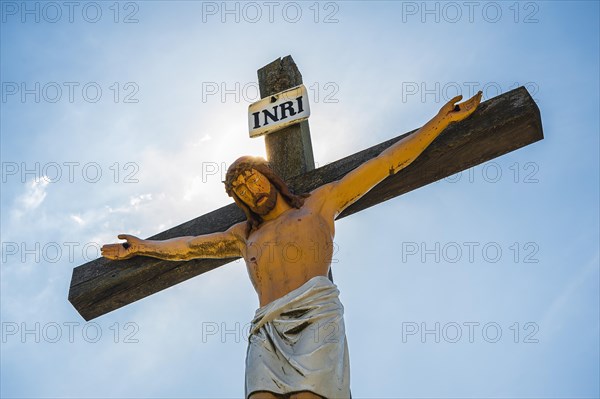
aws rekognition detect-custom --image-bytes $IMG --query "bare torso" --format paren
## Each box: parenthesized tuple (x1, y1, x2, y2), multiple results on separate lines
(239, 192, 335, 307)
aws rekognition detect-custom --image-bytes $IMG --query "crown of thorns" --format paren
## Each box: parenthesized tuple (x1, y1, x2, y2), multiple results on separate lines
(223, 156, 273, 196)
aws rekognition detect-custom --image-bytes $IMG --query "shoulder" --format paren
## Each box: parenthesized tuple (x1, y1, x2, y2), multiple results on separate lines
(307, 182, 334, 204)
(302, 182, 339, 217)
(226, 221, 247, 243)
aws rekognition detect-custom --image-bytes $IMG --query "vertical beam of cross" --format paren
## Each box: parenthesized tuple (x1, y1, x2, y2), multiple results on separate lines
(255, 55, 332, 281)
(257, 56, 315, 180)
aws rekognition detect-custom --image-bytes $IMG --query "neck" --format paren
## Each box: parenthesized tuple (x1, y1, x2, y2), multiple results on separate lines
(261, 192, 293, 221)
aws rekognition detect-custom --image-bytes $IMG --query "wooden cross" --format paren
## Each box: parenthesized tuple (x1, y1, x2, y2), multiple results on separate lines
(68, 55, 543, 321)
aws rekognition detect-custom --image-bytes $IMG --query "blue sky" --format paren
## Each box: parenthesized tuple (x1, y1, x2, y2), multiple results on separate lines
(1, 1, 598, 398)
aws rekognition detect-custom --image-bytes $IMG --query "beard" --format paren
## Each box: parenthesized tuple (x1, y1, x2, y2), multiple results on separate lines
(250, 184, 278, 216)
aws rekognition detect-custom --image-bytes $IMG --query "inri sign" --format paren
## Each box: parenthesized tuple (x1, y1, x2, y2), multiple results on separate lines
(248, 84, 310, 138)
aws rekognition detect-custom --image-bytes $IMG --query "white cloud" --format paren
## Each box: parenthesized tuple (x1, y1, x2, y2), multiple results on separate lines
(19, 179, 48, 209)
(11, 178, 49, 219)
(182, 175, 204, 201)
(192, 134, 212, 146)
(129, 193, 152, 207)
(70, 214, 85, 226)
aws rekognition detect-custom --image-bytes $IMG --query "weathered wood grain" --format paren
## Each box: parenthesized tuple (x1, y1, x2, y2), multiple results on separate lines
(69, 86, 543, 320)
(259, 55, 315, 180)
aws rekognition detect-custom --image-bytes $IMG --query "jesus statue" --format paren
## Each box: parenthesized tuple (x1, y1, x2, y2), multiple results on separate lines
(101, 92, 482, 398)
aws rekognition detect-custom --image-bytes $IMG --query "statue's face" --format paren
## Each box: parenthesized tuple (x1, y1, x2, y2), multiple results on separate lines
(232, 168, 277, 215)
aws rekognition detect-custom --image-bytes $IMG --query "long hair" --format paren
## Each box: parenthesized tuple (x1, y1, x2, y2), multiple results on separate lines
(224, 156, 309, 238)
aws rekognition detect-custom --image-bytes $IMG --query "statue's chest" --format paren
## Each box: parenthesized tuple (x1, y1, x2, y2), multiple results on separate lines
(244, 209, 332, 262)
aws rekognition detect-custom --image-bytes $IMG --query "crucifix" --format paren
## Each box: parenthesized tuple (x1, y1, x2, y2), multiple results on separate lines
(69, 56, 543, 398)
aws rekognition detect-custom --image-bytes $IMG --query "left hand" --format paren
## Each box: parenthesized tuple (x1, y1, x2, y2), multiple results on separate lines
(101, 234, 142, 260)
(438, 91, 483, 124)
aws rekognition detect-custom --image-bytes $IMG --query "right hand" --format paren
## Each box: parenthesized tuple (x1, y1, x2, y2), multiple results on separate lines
(101, 234, 142, 260)
(437, 91, 483, 124)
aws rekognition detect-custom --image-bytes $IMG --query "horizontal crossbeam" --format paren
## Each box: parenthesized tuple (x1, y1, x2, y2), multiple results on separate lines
(69, 86, 543, 320)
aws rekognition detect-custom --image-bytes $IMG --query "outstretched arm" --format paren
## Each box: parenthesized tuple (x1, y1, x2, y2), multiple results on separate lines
(101, 223, 245, 261)
(324, 92, 482, 216)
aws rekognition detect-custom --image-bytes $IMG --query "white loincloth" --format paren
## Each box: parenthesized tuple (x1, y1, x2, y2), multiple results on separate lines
(245, 276, 351, 398)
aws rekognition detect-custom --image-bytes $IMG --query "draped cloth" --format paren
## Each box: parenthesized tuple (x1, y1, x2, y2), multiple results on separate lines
(245, 276, 351, 398)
